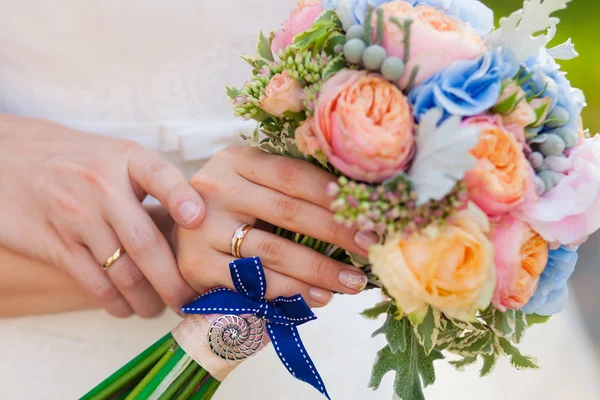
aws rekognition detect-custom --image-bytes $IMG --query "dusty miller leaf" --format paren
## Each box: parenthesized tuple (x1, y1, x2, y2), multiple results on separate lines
(373, 306, 407, 353)
(486, 0, 572, 62)
(362, 301, 391, 320)
(369, 321, 444, 400)
(408, 109, 480, 205)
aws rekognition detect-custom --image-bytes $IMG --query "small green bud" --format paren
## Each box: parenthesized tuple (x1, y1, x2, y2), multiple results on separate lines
(362, 45, 386, 71)
(346, 25, 365, 40)
(343, 38, 366, 64)
(381, 57, 405, 81)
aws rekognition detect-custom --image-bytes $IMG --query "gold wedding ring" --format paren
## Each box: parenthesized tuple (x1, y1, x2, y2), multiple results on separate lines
(103, 246, 126, 271)
(230, 224, 253, 259)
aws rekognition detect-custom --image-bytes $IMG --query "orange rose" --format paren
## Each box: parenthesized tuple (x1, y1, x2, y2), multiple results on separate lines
(464, 115, 535, 216)
(492, 216, 549, 311)
(370, 203, 496, 322)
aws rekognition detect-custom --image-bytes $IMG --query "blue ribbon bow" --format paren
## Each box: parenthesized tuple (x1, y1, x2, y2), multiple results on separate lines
(182, 257, 330, 399)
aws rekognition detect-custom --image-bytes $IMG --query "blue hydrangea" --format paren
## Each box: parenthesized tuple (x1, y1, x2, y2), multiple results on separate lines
(522, 246, 578, 316)
(408, 48, 520, 122)
(322, 0, 494, 35)
(523, 54, 586, 134)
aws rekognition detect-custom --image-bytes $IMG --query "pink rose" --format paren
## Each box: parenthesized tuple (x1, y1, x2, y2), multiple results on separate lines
(312, 69, 415, 183)
(296, 117, 321, 156)
(379, 3, 485, 89)
(512, 136, 600, 246)
(260, 71, 304, 117)
(492, 216, 549, 311)
(464, 115, 536, 216)
(271, 0, 323, 55)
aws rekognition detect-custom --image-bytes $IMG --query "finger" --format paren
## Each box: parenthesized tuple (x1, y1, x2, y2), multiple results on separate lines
(183, 252, 333, 309)
(82, 222, 165, 318)
(232, 181, 377, 256)
(235, 147, 336, 210)
(106, 199, 198, 311)
(211, 222, 367, 294)
(128, 147, 206, 229)
(62, 245, 133, 318)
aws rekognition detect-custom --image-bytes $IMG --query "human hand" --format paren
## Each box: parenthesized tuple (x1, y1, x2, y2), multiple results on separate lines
(0, 115, 204, 317)
(176, 146, 378, 308)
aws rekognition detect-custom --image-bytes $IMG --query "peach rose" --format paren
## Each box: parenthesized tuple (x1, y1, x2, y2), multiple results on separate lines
(379, 3, 485, 89)
(496, 82, 537, 128)
(271, 0, 323, 55)
(260, 71, 304, 117)
(492, 216, 549, 311)
(370, 203, 496, 322)
(464, 115, 535, 216)
(312, 69, 415, 183)
(295, 117, 320, 155)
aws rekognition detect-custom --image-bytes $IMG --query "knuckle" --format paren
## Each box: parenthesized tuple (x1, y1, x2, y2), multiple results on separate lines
(147, 157, 172, 178)
(257, 237, 286, 265)
(126, 225, 160, 256)
(139, 304, 166, 319)
(327, 219, 344, 239)
(276, 159, 302, 190)
(311, 255, 333, 283)
(90, 280, 121, 303)
(115, 262, 146, 290)
(160, 282, 189, 308)
(276, 195, 303, 222)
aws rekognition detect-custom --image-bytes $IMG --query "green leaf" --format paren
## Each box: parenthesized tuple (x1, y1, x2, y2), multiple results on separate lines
(526, 314, 552, 326)
(314, 9, 342, 28)
(256, 31, 274, 62)
(513, 311, 527, 343)
(369, 322, 444, 400)
(362, 301, 391, 320)
(449, 355, 478, 371)
(413, 307, 439, 355)
(491, 309, 516, 338)
(324, 31, 346, 55)
(498, 338, 539, 370)
(322, 56, 347, 81)
(446, 332, 494, 357)
(479, 353, 498, 377)
(491, 92, 520, 115)
(373, 306, 407, 353)
(240, 54, 267, 72)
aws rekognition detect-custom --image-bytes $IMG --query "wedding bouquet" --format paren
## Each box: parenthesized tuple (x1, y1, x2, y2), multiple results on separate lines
(84, 0, 599, 399)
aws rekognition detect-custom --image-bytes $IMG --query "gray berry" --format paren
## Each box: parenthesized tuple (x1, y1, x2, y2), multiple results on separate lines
(528, 152, 544, 169)
(545, 106, 570, 128)
(538, 170, 562, 191)
(362, 45, 387, 71)
(552, 127, 578, 149)
(539, 133, 566, 157)
(343, 38, 366, 64)
(381, 57, 405, 81)
(346, 25, 365, 41)
(533, 175, 546, 196)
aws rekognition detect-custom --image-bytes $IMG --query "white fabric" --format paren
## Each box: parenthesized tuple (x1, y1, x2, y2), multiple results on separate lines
(0, 1, 599, 399)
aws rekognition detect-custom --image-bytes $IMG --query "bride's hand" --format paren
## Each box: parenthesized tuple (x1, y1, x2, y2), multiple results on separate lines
(176, 146, 377, 308)
(0, 115, 204, 318)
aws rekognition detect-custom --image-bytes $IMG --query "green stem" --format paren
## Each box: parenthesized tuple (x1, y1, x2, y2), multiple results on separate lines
(189, 378, 220, 400)
(124, 343, 180, 400)
(83, 334, 174, 400)
(174, 368, 208, 400)
(300, 235, 310, 246)
(157, 362, 200, 400)
(293, 233, 301, 243)
(364, 6, 374, 45)
(306, 237, 315, 248)
(136, 347, 186, 399)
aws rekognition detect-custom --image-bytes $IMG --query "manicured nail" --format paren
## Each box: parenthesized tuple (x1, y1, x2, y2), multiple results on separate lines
(309, 287, 334, 304)
(354, 231, 379, 252)
(338, 270, 368, 292)
(179, 201, 200, 225)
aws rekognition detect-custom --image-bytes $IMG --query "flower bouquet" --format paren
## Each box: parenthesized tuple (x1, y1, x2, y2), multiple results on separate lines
(84, 0, 599, 399)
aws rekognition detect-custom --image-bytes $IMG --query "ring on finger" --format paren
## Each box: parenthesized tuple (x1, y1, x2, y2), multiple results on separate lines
(102, 246, 127, 271)
(231, 224, 253, 258)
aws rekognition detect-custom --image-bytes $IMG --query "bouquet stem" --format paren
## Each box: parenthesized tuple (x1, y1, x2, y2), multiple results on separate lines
(82, 334, 219, 400)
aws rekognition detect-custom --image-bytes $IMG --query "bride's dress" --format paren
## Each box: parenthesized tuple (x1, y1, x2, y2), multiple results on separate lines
(1, 1, 599, 399)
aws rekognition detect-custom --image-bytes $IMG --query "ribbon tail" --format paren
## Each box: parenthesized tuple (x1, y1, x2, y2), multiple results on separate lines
(267, 323, 330, 400)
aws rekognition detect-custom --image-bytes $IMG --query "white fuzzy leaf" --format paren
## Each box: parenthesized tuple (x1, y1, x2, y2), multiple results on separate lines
(408, 109, 480, 206)
(486, 0, 572, 62)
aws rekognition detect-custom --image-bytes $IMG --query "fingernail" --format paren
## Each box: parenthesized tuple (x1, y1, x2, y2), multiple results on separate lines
(354, 231, 379, 252)
(309, 287, 334, 304)
(179, 201, 200, 225)
(338, 270, 368, 292)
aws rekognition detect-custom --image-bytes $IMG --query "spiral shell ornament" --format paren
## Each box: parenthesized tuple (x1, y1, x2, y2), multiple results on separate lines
(208, 315, 264, 361)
